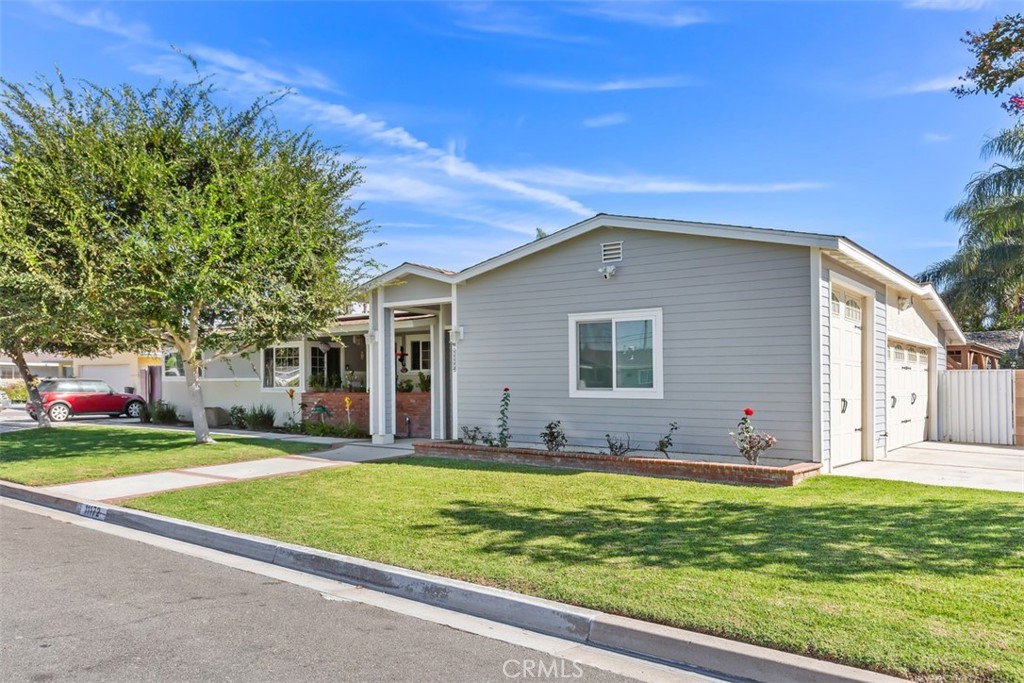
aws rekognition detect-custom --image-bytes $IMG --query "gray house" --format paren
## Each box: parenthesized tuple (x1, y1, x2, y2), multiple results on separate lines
(362, 214, 965, 472)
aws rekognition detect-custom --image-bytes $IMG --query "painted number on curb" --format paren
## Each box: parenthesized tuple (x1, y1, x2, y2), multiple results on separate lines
(78, 504, 107, 521)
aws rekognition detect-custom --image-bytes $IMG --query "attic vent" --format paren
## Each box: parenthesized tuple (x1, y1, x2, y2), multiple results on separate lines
(601, 241, 623, 263)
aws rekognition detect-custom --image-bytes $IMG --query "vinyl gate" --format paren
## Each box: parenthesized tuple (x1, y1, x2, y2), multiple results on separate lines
(937, 370, 1020, 445)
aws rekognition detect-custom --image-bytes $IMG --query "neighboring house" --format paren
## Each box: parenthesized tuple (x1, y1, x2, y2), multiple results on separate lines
(955, 330, 1024, 368)
(1, 352, 163, 402)
(0, 353, 75, 381)
(164, 214, 965, 472)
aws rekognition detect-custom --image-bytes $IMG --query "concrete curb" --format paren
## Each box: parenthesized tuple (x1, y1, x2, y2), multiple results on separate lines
(1, 481, 907, 683)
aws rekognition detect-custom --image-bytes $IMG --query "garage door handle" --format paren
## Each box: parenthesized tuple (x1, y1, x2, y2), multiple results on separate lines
(840, 398, 848, 414)
(890, 396, 896, 408)
(910, 392, 917, 405)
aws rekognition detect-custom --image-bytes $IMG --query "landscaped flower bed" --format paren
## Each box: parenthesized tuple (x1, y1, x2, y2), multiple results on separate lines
(412, 441, 820, 487)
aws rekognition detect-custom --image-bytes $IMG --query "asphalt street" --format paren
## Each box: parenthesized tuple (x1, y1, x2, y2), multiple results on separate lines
(0, 504, 721, 683)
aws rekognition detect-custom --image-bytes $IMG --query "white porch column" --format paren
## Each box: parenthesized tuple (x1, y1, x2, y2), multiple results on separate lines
(369, 291, 395, 444)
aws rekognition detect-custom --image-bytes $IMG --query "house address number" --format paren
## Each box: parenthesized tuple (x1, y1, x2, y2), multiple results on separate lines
(78, 503, 107, 521)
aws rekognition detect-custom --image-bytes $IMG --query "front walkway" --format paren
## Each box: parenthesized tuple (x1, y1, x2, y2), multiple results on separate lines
(40, 441, 416, 503)
(834, 442, 1024, 493)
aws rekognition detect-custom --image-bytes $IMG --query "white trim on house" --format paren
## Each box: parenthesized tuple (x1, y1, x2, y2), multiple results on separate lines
(458, 215, 840, 284)
(828, 271, 877, 469)
(810, 248, 824, 464)
(567, 308, 664, 400)
(361, 264, 454, 292)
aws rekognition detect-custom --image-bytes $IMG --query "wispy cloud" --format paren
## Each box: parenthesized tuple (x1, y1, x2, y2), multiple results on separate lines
(187, 45, 337, 92)
(33, 0, 152, 41)
(901, 74, 962, 94)
(498, 167, 829, 194)
(508, 74, 693, 92)
(582, 113, 629, 128)
(448, 3, 592, 43)
(923, 132, 952, 143)
(904, 0, 990, 10)
(569, 2, 709, 28)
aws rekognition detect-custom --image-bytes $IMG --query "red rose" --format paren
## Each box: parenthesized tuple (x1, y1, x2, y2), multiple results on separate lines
(744, 408, 754, 416)
(503, 387, 509, 392)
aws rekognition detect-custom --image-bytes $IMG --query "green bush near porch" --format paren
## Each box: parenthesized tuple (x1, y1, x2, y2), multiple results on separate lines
(127, 458, 1024, 683)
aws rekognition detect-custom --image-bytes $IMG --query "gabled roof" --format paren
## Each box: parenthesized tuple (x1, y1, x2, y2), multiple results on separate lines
(964, 329, 1023, 355)
(363, 213, 966, 343)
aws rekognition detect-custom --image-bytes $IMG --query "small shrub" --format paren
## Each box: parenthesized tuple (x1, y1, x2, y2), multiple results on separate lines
(244, 404, 276, 430)
(307, 374, 326, 392)
(148, 400, 179, 425)
(540, 421, 567, 452)
(229, 405, 248, 429)
(139, 402, 152, 423)
(417, 371, 431, 393)
(729, 408, 778, 465)
(461, 425, 494, 445)
(1, 382, 28, 403)
(605, 433, 636, 457)
(396, 378, 415, 393)
(301, 421, 369, 438)
(655, 421, 680, 458)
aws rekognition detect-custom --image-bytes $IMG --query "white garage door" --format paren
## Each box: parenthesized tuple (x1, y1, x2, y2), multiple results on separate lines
(78, 364, 134, 393)
(886, 343, 930, 451)
(830, 288, 864, 467)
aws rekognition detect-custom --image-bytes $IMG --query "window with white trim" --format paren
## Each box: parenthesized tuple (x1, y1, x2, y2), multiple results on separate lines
(831, 293, 840, 317)
(893, 344, 905, 362)
(569, 308, 663, 399)
(262, 346, 300, 388)
(411, 340, 431, 371)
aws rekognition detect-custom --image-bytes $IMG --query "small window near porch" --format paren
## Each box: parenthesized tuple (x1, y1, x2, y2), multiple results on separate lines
(263, 347, 300, 388)
(411, 340, 431, 371)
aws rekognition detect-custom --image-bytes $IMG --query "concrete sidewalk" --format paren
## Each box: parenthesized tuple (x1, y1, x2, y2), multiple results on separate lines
(40, 440, 416, 503)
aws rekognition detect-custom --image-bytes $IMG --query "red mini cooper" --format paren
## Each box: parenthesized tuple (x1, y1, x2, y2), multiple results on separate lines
(25, 379, 146, 422)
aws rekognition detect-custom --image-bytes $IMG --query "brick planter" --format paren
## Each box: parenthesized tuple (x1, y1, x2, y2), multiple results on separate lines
(412, 441, 820, 487)
(300, 391, 432, 438)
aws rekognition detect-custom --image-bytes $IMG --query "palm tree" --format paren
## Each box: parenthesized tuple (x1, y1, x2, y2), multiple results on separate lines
(919, 125, 1024, 331)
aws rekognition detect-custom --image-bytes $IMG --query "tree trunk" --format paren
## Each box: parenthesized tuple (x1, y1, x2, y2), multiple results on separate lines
(10, 346, 51, 428)
(184, 357, 213, 444)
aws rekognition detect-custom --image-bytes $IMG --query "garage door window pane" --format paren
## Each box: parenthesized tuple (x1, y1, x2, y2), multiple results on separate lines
(616, 320, 654, 389)
(578, 322, 613, 389)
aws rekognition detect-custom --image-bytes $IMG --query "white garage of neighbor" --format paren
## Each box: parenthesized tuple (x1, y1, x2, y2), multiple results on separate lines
(77, 364, 135, 393)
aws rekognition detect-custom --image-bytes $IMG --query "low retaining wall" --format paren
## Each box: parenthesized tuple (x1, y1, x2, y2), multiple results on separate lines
(413, 442, 820, 487)
(301, 391, 431, 438)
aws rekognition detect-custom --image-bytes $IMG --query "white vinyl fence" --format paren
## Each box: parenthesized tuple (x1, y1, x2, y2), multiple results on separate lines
(938, 370, 1016, 445)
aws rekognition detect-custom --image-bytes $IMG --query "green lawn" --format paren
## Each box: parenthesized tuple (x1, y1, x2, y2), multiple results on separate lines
(0, 425, 323, 485)
(125, 458, 1024, 683)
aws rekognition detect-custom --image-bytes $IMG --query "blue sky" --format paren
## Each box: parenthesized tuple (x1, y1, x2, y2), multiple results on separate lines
(1, 1, 1018, 275)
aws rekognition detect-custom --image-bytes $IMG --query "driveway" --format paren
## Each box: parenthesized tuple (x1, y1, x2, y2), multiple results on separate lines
(834, 442, 1024, 493)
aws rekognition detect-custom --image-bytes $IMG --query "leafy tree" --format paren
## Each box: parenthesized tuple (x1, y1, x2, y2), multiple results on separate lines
(0, 76, 143, 426)
(922, 15, 1024, 330)
(0, 70, 375, 442)
(953, 13, 1024, 115)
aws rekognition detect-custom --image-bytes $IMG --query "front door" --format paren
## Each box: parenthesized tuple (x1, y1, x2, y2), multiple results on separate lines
(830, 288, 865, 467)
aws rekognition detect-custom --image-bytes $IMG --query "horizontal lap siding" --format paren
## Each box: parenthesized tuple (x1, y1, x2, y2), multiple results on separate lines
(455, 228, 813, 461)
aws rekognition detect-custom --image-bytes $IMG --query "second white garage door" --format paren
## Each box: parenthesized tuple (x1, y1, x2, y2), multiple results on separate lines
(830, 288, 865, 467)
(78, 364, 135, 393)
(886, 343, 930, 451)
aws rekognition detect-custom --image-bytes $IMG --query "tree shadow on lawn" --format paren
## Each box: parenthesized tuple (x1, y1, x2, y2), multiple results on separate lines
(402, 463, 1024, 582)
(0, 426, 272, 464)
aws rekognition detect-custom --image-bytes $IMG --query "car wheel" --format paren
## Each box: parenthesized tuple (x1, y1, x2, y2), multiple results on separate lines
(125, 401, 145, 419)
(47, 403, 71, 422)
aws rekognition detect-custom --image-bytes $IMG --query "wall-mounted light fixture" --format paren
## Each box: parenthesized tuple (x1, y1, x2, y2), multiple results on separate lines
(457, 326, 465, 341)
(897, 296, 914, 311)
(598, 265, 617, 279)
